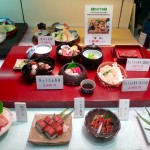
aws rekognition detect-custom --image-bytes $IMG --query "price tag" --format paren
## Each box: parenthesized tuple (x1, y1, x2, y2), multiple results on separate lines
(122, 78, 149, 92)
(126, 58, 150, 71)
(14, 102, 28, 122)
(118, 99, 130, 120)
(36, 75, 63, 89)
(74, 97, 85, 118)
(38, 36, 55, 45)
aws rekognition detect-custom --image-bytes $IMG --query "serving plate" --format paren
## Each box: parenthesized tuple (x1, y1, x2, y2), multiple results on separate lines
(28, 114, 72, 145)
(0, 107, 13, 136)
(13, 59, 28, 70)
(113, 45, 145, 64)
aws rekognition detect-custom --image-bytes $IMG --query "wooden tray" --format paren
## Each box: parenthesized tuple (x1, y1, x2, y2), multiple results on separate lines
(28, 114, 72, 145)
(113, 45, 145, 64)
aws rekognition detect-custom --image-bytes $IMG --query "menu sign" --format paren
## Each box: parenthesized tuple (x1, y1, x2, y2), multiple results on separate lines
(36, 75, 63, 89)
(126, 58, 150, 71)
(122, 78, 149, 92)
(84, 5, 113, 45)
(38, 36, 55, 45)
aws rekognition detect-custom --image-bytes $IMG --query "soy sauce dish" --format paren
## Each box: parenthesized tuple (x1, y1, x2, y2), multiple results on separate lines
(80, 79, 96, 94)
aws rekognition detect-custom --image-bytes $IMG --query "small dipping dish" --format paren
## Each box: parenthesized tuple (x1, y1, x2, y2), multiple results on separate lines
(80, 79, 96, 94)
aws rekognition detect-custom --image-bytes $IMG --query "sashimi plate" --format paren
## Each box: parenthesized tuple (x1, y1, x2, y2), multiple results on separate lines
(28, 114, 72, 145)
(0, 107, 13, 136)
(137, 115, 150, 143)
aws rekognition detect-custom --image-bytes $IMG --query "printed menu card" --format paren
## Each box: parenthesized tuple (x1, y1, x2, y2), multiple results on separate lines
(84, 5, 113, 45)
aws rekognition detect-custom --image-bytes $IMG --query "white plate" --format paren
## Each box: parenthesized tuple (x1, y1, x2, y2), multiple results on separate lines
(137, 115, 150, 143)
(0, 107, 13, 136)
(13, 59, 27, 70)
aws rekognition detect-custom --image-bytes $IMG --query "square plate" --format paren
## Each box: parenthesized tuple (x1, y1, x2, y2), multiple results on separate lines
(13, 59, 27, 70)
(28, 114, 72, 145)
(137, 115, 150, 144)
(113, 45, 145, 64)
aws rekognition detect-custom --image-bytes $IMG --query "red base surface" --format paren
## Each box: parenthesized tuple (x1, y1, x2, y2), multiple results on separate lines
(0, 46, 150, 108)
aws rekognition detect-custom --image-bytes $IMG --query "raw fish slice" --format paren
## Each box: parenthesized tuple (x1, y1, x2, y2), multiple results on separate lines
(0, 114, 9, 127)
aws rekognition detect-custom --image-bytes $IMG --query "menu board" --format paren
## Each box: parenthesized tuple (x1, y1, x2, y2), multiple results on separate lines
(84, 5, 113, 45)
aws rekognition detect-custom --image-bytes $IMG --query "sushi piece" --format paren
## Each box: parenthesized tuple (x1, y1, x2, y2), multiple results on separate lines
(0, 114, 9, 131)
(53, 114, 64, 125)
(52, 123, 63, 136)
(43, 125, 57, 139)
(44, 115, 55, 126)
(35, 119, 47, 133)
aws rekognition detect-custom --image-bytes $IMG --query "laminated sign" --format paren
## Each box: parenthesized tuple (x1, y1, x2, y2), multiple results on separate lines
(84, 5, 113, 45)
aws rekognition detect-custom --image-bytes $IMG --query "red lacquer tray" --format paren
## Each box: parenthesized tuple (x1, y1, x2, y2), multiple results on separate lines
(113, 45, 145, 64)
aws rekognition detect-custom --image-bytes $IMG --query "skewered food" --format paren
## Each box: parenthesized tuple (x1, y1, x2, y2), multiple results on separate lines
(35, 108, 74, 140)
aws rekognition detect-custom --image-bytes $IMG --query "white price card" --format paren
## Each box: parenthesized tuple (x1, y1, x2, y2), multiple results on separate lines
(139, 32, 147, 45)
(122, 78, 149, 92)
(14, 102, 28, 122)
(38, 36, 55, 45)
(74, 97, 85, 118)
(118, 99, 130, 120)
(36, 75, 63, 89)
(126, 58, 150, 71)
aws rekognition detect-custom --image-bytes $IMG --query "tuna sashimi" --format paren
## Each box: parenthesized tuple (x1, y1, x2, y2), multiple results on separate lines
(0, 114, 9, 131)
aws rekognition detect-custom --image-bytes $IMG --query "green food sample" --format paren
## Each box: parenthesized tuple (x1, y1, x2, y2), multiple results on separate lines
(0, 101, 3, 114)
(88, 53, 95, 59)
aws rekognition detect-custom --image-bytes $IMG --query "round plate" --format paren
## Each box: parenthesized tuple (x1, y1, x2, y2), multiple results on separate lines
(0, 107, 13, 136)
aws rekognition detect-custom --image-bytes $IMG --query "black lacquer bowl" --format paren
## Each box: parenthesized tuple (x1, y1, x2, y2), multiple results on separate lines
(56, 43, 82, 64)
(81, 44, 103, 70)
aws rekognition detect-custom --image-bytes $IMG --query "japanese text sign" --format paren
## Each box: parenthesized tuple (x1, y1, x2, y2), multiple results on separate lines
(122, 78, 149, 92)
(126, 58, 150, 71)
(38, 36, 55, 45)
(36, 75, 63, 89)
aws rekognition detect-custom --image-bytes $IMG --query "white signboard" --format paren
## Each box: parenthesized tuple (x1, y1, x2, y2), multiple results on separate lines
(84, 5, 113, 45)
(122, 78, 149, 92)
(36, 75, 63, 89)
(38, 36, 55, 45)
(126, 58, 150, 71)
(74, 97, 85, 118)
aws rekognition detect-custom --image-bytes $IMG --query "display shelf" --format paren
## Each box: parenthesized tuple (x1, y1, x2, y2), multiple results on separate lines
(0, 46, 150, 108)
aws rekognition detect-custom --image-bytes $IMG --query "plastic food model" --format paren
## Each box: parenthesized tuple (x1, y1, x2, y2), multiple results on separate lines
(90, 114, 113, 134)
(35, 108, 74, 139)
(65, 61, 82, 76)
(97, 62, 123, 85)
(58, 45, 80, 56)
(54, 24, 77, 42)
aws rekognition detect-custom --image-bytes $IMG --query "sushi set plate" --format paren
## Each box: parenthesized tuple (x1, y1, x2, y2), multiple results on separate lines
(0, 107, 13, 136)
(28, 114, 72, 145)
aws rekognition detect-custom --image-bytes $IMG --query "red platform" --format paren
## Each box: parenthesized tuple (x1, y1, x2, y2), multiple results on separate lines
(0, 46, 150, 108)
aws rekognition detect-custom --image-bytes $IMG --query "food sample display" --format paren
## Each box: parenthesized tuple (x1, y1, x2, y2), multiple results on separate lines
(28, 108, 74, 145)
(97, 62, 127, 87)
(85, 108, 120, 139)
(51, 24, 78, 43)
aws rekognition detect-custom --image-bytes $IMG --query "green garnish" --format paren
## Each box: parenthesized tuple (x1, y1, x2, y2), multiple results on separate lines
(88, 53, 95, 59)
(67, 61, 77, 69)
(0, 101, 3, 114)
(102, 69, 111, 75)
(135, 108, 150, 126)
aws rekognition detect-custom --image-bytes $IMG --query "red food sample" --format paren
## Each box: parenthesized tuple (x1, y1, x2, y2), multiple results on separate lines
(53, 115, 64, 125)
(35, 119, 47, 132)
(44, 116, 55, 126)
(52, 123, 63, 136)
(0, 114, 9, 131)
(43, 125, 56, 139)
(118, 50, 138, 58)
